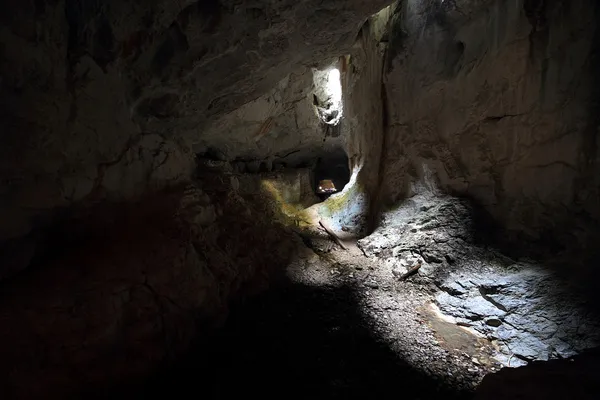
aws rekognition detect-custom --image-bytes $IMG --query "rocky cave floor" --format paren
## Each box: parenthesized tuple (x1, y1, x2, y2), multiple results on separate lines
(142, 192, 600, 399)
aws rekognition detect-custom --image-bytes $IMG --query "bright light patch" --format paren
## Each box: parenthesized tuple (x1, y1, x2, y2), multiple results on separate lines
(326, 68, 342, 105)
(312, 66, 343, 125)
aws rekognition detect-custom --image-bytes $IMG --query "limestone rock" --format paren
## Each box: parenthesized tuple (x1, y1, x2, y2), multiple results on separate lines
(381, 0, 600, 251)
(0, 0, 393, 240)
(358, 192, 600, 367)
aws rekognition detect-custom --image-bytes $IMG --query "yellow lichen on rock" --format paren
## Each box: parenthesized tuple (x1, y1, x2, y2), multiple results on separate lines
(260, 180, 313, 227)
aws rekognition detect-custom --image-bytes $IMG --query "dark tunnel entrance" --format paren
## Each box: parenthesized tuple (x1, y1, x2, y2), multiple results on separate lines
(313, 149, 350, 200)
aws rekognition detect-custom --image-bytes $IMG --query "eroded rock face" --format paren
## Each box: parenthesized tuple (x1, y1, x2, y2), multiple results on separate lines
(381, 0, 600, 249)
(2, 0, 600, 395)
(195, 66, 345, 169)
(0, 0, 392, 241)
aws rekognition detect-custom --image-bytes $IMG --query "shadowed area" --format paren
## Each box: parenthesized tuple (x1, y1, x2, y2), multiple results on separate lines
(143, 282, 470, 399)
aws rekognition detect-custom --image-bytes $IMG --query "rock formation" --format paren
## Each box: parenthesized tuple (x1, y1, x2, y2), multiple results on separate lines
(1, 0, 600, 397)
(0, 0, 392, 396)
(0, 0, 391, 242)
(381, 0, 600, 255)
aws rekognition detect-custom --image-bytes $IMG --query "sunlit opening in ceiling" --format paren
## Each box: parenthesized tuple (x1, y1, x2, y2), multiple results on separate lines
(313, 67, 343, 126)
(326, 68, 342, 107)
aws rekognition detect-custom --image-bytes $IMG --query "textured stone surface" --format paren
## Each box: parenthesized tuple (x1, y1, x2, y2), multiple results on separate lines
(195, 66, 344, 169)
(0, 2, 398, 394)
(436, 266, 600, 366)
(2, 0, 600, 396)
(358, 191, 600, 368)
(0, 0, 392, 241)
(380, 0, 600, 250)
(256, 167, 320, 209)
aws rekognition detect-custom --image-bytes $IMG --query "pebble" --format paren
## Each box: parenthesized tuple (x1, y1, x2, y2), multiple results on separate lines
(365, 281, 379, 289)
(485, 318, 502, 327)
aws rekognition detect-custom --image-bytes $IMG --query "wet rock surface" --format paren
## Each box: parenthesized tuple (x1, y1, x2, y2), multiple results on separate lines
(436, 266, 600, 366)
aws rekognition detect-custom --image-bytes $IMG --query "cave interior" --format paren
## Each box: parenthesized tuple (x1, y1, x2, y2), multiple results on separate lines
(1, 0, 600, 399)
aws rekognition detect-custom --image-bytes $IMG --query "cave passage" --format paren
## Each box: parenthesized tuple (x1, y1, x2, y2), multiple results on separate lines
(313, 148, 351, 199)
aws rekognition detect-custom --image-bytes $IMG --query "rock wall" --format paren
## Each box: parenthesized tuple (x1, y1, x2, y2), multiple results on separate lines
(0, 172, 300, 398)
(258, 168, 320, 209)
(380, 0, 600, 249)
(0, 0, 392, 242)
(196, 66, 344, 170)
(0, 0, 398, 395)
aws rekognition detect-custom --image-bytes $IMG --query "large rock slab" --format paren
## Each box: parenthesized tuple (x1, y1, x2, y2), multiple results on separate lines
(436, 266, 600, 366)
(358, 192, 600, 368)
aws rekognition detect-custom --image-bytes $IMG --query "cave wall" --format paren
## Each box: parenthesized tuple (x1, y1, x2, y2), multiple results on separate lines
(259, 167, 320, 209)
(0, 175, 300, 398)
(344, 9, 389, 198)
(0, 0, 398, 396)
(381, 0, 600, 248)
(5, 0, 600, 394)
(196, 66, 344, 170)
(0, 0, 392, 243)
